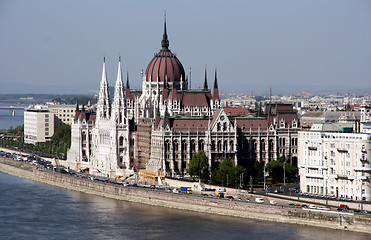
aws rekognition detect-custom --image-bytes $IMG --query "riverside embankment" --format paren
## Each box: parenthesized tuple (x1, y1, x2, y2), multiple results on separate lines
(0, 159, 370, 234)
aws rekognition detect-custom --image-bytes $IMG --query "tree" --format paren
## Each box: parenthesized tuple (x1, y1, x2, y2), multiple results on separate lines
(265, 158, 297, 184)
(211, 158, 246, 187)
(188, 151, 209, 181)
(51, 124, 71, 156)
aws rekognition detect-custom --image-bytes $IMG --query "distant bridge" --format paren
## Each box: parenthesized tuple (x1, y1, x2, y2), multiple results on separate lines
(0, 106, 26, 110)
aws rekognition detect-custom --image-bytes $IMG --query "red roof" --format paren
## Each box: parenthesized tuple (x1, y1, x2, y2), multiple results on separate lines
(223, 107, 250, 117)
(182, 92, 210, 108)
(172, 118, 209, 132)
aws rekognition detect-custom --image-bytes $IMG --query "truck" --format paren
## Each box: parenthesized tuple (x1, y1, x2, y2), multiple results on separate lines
(215, 190, 225, 198)
(180, 187, 192, 194)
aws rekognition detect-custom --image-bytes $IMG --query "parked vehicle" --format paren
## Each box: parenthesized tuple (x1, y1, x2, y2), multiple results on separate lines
(317, 206, 330, 211)
(270, 200, 277, 205)
(255, 198, 264, 203)
(309, 205, 317, 209)
(339, 204, 349, 210)
(215, 190, 224, 198)
(172, 188, 179, 194)
(180, 187, 192, 194)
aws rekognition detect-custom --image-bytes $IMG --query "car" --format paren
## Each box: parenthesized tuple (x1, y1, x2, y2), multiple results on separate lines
(301, 204, 308, 208)
(150, 185, 156, 190)
(339, 204, 349, 210)
(317, 206, 330, 211)
(288, 203, 295, 207)
(255, 198, 264, 203)
(270, 200, 277, 205)
(237, 197, 242, 201)
(309, 205, 317, 209)
(295, 204, 301, 208)
(208, 194, 214, 198)
(226, 196, 234, 200)
(172, 188, 179, 194)
(201, 193, 208, 197)
(165, 188, 171, 193)
(245, 198, 251, 202)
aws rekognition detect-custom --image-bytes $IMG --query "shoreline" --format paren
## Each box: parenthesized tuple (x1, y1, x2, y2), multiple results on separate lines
(0, 160, 370, 234)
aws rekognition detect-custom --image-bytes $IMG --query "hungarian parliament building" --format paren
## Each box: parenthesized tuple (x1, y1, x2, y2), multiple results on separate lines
(67, 20, 300, 178)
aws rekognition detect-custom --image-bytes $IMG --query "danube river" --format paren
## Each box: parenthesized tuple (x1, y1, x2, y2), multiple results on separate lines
(0, 172, 369, 240)
(0, 106, 24, 130)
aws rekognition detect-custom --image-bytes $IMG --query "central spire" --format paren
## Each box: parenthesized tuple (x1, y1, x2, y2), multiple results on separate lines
(161, 11, 169, 51)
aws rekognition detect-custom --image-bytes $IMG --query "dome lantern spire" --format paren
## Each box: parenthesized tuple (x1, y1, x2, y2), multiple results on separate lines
(161, 11, 169, 51)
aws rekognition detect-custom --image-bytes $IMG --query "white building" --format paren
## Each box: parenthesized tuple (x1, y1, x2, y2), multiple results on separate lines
(24, 105, 55, 144)
(298, 123, 371, 201)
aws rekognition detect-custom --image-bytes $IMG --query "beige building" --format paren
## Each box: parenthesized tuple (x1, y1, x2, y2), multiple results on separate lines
(48, 105, 77, 126)
(24, 105, 55, 144)
(298, 123, 371, 201)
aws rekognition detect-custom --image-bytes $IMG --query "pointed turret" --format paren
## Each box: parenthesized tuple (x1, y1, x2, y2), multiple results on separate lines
(112, 56, 126, 124)
(161, 12, 169, 51)
(204, 67, 208, 90)
(97, 58, 111, 120)
(126, 71, 130, 89)
(213, 69, 219, 101)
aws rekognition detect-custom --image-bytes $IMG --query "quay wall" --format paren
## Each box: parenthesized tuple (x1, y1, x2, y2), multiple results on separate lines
(0, 161, 370, 234)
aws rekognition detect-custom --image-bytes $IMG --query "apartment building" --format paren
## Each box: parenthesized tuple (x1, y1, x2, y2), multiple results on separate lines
(298, 123, 371, 201)
(24, 105, 55, 144)
(48, 105, 77, 126)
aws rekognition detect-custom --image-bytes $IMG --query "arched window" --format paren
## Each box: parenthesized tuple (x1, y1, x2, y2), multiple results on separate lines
(230, 140, 234, 151)
(217, 123, 221, 131)
(223, 140, 228, 152)
(223, 122, 227, 131)
(119, 136, 124, 146)
(211, 140, 216, 151)
(199, 140, 204, 151)
(217, 141, 222, 151)
(173, 140, 179, 152)
(191, 140, 196, 153)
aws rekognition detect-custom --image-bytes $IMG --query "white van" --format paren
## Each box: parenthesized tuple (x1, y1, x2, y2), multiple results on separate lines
(255, 197, 264, 203)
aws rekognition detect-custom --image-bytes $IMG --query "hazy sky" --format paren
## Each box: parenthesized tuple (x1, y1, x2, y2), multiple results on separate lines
(1, 0, 370, 95)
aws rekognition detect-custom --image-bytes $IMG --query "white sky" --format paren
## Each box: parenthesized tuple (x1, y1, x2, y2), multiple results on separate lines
(0, 0, 370, 95)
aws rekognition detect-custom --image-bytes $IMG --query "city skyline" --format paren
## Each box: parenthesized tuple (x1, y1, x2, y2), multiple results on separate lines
(1, 0, 370, 95)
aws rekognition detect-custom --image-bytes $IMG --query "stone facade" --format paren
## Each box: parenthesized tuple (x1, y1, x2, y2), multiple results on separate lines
(298, 123, 371, 201)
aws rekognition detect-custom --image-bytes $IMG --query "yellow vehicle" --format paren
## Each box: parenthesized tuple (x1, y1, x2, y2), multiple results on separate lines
(180, 187, 192, 194)
(215, 190, 224, 198)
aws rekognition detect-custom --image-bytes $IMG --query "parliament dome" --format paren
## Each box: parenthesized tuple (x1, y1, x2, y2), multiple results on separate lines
(145, 19, 185, 83)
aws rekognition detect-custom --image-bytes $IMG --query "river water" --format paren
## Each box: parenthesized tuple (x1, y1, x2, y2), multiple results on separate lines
(0, 107, 24, 130)
(0, 171, 369, 240)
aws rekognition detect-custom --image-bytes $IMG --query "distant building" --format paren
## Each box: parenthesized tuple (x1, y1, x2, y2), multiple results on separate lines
(298, 123, 371, 201)
(360, 104, 371, 123)
(48, 105, 78, 127)
(24, 105, 55, 144)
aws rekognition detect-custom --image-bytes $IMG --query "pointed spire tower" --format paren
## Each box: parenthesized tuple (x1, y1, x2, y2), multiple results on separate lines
(97, 57, 111, 121)
(161, 11, 169, 51)
(126, 71, 130, 89)
(112, 56, 126, 124)
(204, 67, 208, 90)
(212, 69, 220, 110)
